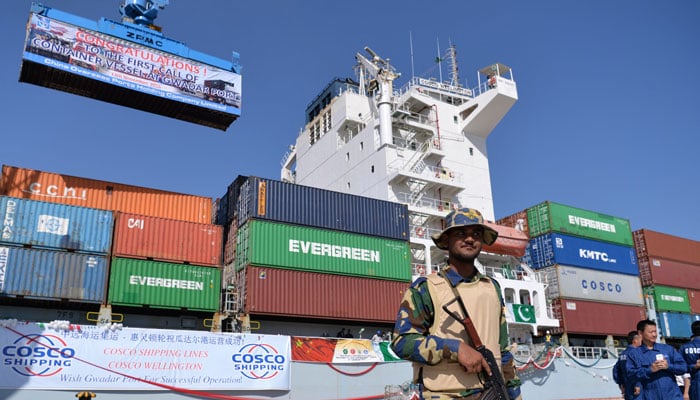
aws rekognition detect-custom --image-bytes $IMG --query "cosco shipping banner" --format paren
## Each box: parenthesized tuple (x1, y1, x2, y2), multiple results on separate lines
(0, 322, 290, 391)
(23, 13, 241, 115)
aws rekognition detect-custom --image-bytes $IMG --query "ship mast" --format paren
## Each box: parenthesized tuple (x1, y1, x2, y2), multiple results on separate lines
(355, 47, 400, 146)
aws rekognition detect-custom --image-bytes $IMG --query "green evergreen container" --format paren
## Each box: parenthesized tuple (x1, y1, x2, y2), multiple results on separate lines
(647, 285, 691, 313)
(235, 219, 411, 281)
(108, 257, 221, 311)
(527, 201, 633, 246)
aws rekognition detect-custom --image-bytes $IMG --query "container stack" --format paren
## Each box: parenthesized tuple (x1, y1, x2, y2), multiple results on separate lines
(497, 201, 645, 337)
(633, 229, 700, 341)
(216, 176, 411, 324)
(0, 165, 222, 314)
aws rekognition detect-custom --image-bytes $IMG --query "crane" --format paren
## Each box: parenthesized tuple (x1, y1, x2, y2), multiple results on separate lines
(355, 47, 400, 147)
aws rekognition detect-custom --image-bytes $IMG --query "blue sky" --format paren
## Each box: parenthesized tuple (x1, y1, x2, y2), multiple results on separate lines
(1, 1, 699, 242)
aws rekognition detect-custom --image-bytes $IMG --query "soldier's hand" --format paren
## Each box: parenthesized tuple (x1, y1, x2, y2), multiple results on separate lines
(457, 342, 491, 376)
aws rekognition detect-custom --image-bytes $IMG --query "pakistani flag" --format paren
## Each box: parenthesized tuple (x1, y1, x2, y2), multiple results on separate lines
(513, 304, 536, 323)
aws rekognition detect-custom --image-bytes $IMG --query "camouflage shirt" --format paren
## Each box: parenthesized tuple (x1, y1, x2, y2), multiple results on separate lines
(391, 267, 522, 399)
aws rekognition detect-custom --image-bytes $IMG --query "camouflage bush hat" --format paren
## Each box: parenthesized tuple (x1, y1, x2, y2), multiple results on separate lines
(431, 207, 498, 249)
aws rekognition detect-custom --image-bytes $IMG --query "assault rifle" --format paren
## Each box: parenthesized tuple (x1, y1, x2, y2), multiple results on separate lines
(442, 295, 510, 400)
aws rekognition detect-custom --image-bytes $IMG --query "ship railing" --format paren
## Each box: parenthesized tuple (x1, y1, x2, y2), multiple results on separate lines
(396, 192, 458, 215)
(396, 77, 474, 99)
(514, 344, 622, 360)
(408, 223, 442, 241)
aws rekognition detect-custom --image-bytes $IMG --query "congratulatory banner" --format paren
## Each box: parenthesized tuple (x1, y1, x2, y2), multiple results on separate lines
(23, 13, 242, 114)
(0, 322, 289, 391)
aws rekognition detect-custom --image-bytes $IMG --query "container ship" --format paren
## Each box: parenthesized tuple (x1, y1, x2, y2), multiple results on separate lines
(4, 2, 700, 400)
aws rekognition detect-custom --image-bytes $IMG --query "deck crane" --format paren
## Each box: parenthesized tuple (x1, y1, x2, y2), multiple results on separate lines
(355, 47, 400, 146)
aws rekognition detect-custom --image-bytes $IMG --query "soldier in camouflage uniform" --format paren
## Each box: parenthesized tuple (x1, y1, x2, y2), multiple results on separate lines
(391, 208, 522, 400)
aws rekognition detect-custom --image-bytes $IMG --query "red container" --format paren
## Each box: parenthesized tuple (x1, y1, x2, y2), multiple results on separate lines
(688, 289, 700, 314)
(551, 298, 646, 336)
(495, 209, 529, 237)
(0, 165, 212, 224)
(244, 266, 409, 323)
(634, 229, 700, 266)
(483, 222, 529, 257)
(113, 212, 223, 267)
(638, 256, 700, 290)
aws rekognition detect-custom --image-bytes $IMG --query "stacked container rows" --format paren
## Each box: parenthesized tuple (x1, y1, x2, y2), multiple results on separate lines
(218, 176, 411, 323)
(498, 200, 644, 337)
(0, 165, 222, 313)
(634, 229, 700, 339)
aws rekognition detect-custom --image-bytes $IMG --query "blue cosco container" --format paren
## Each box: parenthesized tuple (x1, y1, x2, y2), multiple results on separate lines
(0, 245, 107, 302)
(0, 196, 113, 254)
(525, 232, 638, 275)
(230, 176, 409, 241)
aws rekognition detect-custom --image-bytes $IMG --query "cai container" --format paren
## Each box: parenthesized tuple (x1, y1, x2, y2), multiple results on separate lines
(0, 165, 212, 224)
(551, 298, 646, 336)
(0, 245, 106, 302)
(108, 257, 221, 312)
(0, 196, 113, 254)
(112, 212, 222, 267)
(230, 176, 409, 241)
(535, 264, 643, 306)
(243, 265, 409, 322)
(525, 232, 638, 275)
(235, 219, 411, 281)
(526, 201, 633, 245)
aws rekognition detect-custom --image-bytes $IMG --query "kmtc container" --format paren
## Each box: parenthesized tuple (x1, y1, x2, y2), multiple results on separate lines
(638, 256, 700, 289)
(243, 266, 409, 323)
(0, 165, 212, 224)
(1, 196, 113, 254)
(535, 265, 643, 306)
(634, 229, 700, 266)
(0, 245, 106, 302)
(551, 298, 646, 336)
(112, 212, 223, 267)
(656, 311, 700, 339)
(108, 258, 221, 312)
(645, 285, 691, 313)
(235, 219, 411, 281)
(232, 176, 409, 241)
(525, 232, 638, 275)
(527, 201, 633, 245)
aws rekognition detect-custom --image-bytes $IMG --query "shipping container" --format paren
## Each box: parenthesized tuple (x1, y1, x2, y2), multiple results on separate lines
(0, 165, 212, 224)
(112, 212, 222, 267)
(222, 220, 237, 266)
(108, 258, 221, 312)
(551, 298, 646, 336)
(638, 256, 700, 289)
(527, 201, 633, 245)
(215, 175, 247, 226)
(525, 232, 638, 275)
(235, 219, 411, 281)
(0, 196, 113, 254)
(689, 289, 700, 315)
(535, 265, 643, 306)
(656, 311, 700, 339)
(644, 285, 691, 313)
(243, 265, 409, 323)
(0, 245, 106, 302)
(633, 229, 700, 266)
(229, 176, 409, 241)
(482, 222, 529, 257)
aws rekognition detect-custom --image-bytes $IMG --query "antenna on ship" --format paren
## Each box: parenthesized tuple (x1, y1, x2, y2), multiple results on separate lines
(445, 41, 460, 87)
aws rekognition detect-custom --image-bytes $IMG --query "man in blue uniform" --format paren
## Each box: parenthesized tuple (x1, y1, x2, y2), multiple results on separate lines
(614, 330, 642, 399)
(680, 320, 700, 400)
(626, 319, 687, 400)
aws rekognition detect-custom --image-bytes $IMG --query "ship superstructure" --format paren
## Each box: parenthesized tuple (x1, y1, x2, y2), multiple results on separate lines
(280, 46, 559, 337)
